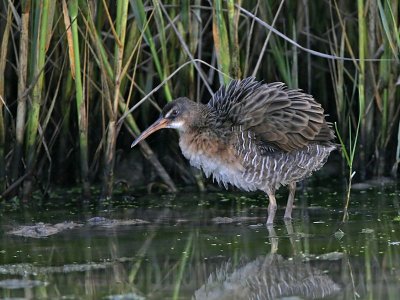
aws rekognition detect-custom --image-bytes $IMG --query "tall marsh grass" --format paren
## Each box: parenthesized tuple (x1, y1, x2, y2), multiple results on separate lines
(0, 1, 399, 199)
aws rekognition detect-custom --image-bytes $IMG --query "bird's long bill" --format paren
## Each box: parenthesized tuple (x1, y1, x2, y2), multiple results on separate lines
(131, 116, 169, 148)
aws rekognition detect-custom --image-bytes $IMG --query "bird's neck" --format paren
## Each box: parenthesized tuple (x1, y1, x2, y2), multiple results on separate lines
(181, 103, 215, 133)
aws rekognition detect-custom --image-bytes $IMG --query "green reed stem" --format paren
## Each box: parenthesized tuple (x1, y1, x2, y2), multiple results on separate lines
(102, 0, 130, 198)
(132, 0, 172, 101)
(227, 0, 241, 78)
(357, 0, 367, 179)
(336, 118, 360, 222)
(0, 4, 13, 191)
(11, 0, 30, 182)
(23, 0, 53, 199)
(153, 0, 171, 90)
(56, 73, 73, 181)
(68, 0, 90, 196)
(264, 3, 292, 86)
(378, 0, 400, 58)
(213, 0, 231, 84)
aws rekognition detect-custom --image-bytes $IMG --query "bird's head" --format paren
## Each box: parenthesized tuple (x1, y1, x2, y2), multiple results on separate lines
(131, 97, 195, 148)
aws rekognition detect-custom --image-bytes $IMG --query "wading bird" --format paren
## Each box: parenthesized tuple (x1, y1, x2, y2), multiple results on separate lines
(131, 78, 336, 224)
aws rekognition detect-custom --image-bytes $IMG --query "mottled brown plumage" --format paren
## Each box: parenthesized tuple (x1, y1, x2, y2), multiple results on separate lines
(132, 77, 336, 224)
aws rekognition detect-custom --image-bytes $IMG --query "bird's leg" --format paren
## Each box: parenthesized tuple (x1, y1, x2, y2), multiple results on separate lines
(284, 182, 296, 220)
(266, 190, 277, 225)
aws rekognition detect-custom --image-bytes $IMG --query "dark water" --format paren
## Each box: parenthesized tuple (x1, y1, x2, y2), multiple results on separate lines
(1, 180, 400, 299)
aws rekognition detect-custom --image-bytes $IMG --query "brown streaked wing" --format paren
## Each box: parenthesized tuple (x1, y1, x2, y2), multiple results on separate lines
(208, 78, 335, 151)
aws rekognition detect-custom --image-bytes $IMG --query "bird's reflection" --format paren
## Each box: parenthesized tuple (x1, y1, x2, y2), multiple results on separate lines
(194, 221, 341, 300)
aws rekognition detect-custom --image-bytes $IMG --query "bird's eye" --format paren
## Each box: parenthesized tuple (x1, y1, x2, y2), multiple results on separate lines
(170, 109, 179, 117)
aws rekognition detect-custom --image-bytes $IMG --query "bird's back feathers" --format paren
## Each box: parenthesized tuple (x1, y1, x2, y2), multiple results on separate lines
(208, 77, 335, 151)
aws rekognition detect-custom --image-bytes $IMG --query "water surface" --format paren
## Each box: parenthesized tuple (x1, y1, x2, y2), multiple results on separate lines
(1, 180, 399, 299)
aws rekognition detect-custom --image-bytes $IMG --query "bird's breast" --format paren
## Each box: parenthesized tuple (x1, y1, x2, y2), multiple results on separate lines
(179, 131, 253, 190)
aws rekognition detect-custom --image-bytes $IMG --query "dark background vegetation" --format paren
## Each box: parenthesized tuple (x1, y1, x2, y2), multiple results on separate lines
(0, 0, 399, 200)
